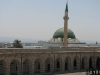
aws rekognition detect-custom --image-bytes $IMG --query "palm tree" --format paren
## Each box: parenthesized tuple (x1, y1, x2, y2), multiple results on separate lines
(13, 39, 23, 48)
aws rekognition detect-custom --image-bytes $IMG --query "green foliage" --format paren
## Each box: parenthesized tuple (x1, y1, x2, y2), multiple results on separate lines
(96, 41, 98, 44)
(13, 39, 23, 48)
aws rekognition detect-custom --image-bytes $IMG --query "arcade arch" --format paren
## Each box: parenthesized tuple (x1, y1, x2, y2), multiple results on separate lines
(45, 58, 53, 72)
(0, 60, 6, 75)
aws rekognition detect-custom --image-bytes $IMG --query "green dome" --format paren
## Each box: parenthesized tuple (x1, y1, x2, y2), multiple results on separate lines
(53, 28, 76, 39)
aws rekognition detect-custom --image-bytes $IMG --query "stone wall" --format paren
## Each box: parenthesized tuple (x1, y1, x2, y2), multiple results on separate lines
(0, 47, 100, 75)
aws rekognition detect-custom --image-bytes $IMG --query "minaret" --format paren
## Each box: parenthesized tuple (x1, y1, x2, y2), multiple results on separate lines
(63, 1, 69, 46)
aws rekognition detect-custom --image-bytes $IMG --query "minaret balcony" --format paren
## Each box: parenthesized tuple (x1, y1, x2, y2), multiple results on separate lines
(63, 16, 69, 19)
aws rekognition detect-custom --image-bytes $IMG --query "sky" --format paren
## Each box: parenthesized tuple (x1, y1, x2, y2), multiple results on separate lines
(0, 0, 100, 42)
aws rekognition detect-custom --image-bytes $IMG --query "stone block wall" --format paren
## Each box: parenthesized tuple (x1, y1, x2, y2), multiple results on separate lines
(0, 48, 99, 75)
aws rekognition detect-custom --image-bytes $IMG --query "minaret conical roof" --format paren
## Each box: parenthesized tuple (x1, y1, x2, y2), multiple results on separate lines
(65, 1, 68, 12)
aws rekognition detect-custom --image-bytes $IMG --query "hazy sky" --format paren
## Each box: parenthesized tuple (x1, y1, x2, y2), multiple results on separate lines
(0, 0, 100, 42)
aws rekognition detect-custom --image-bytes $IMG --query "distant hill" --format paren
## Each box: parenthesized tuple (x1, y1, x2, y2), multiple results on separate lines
(0, 37, 38, 43)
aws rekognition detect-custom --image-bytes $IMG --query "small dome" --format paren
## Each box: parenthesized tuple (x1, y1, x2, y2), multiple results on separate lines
(53, 28, 76, 39)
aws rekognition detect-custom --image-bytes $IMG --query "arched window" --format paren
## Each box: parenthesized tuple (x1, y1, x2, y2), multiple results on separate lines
(73, 56, 79, 70)
(23, 59, 31, 74)
(89, 57, 93, 69)
(34, 59, 41, 73)
(57, 61, 60, 68)
(38, 62, 40, 70)
(45, 58, 53, 72)
(74, 59, 76, 67)
(10, 60, 19, 75)
(65, 57, 71, 71)
(0, 60, 6, 75)
(81, 57, 87, 69)
(56, 58, 61, 71)
(65, 61, 68, 70)
(62, 39, 63, 42)
(96, 57, 100, 69)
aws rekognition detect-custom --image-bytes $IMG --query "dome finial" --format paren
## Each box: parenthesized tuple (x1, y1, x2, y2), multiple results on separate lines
(65, 0, 68, 12)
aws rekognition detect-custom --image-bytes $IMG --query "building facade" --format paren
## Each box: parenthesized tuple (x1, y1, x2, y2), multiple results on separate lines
(0, 47, 100, 75)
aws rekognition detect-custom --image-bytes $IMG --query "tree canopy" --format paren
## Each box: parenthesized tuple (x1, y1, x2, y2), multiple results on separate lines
(13, 39, 23, 48)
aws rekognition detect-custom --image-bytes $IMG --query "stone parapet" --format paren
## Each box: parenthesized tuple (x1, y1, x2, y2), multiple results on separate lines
(0, 47, 100, 54)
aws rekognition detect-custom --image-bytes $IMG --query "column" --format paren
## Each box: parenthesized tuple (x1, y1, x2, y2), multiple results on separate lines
(77, 60, 80, 70)
(40, 62, 45, 74)
(31, 63, 34, 75)
(86, 58, 89, 70)
(69, 60, 73, 71)
(6, 64, 10, 75)
(61, 61, 65, 72)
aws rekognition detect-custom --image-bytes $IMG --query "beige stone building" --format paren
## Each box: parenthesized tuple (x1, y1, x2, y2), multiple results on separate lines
(0, 2, 100, 75)
(0, 48, 100, 75)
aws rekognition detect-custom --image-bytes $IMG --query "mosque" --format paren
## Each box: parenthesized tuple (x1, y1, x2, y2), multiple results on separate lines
(37, 4, 86, 48)
(39, 27, 86, 48)
(50, 27, 79, 43)
(37, 27, 86, 48)
(0, 2, 100, 75)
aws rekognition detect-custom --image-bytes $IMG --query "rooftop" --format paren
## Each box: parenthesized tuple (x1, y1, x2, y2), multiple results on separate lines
(0, 47, 100, 54)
